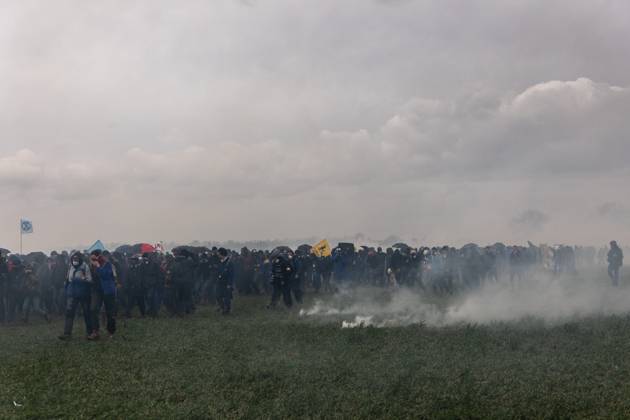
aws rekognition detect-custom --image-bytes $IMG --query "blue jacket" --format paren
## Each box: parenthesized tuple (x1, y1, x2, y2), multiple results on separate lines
(96, 262, 117, 296)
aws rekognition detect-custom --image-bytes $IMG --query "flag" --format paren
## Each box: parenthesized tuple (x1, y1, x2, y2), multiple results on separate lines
(20, 219, 33, 234)
(312, 239, 332, 257)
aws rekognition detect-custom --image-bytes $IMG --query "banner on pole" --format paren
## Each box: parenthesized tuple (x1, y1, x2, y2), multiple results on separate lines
(20, 219, 33, 234)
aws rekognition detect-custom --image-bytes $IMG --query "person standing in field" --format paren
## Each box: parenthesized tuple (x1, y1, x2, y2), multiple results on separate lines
(0, 253, 8, 323)
(607, 241, 624, 286)
(89, 251, 118, 340)
(171, 250, 195, 315)
(268, 252, 294, 309)
(59, 252, 93, 341)
(125, 256, 147, 317)
(142, 253, 164, 317)
(50, 252, 68, 315)
(216, 248, 235, 315)
(21, 263, 49, 323)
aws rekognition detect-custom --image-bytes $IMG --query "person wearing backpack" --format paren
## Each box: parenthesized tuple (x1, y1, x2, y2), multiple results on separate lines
(58, 252, 93, 341)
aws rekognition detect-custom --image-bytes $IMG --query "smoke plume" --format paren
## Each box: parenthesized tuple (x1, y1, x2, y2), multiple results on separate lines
(300, 269, 629, 328)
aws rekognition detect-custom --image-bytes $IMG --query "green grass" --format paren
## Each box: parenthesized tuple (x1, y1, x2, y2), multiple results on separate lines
(3, 296, 630, 419)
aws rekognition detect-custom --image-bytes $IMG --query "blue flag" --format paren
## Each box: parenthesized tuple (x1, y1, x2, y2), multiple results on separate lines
(20, 219, 33, 234)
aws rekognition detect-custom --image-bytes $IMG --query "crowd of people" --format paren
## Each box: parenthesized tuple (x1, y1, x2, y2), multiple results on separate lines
(0, 240, 624, 340)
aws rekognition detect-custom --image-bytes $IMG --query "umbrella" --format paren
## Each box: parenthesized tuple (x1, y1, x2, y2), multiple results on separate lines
(140, 243, 156, 254)
(24, 251, 47, 264)
(8, 254, 22, 264)
(0, 248, 10, 256)
(114, 244, 134, 255)
(337, 242, 355, 253)
(270, 246, 293, 259)
(172, 245, 210, 256)
(297, 244, 312, 253)
(114, 243, 157, 255)
(392, 243, 412, 254)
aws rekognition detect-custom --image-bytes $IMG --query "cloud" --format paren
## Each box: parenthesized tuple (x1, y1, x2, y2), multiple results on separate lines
(0, 149, 43, 189)
(0, 149, 111, 201)
(1, 1, 630, 250)
(2, 77, 628, 205)
(375, 0, 412, 5)
(122, 77, 630, 199)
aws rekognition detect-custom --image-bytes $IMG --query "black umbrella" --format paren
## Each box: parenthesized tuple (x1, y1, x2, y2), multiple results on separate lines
(114, 244, 135, 255)
(0, 248, 10, 256)
(172, 245, 210, 255)
(25, 251, 47, 264)
(297, 244, 312, 253)
(270, 246, 293, 259)
(392, 243, 412, 254)
(337, 242, 355, 253)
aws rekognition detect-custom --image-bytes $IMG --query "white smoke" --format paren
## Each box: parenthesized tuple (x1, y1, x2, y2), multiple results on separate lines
(300, 269, 629, 327)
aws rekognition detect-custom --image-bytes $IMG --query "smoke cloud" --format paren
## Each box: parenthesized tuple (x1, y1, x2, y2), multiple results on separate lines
(510, 209, 550, 233)
(300, 269, 629, 328)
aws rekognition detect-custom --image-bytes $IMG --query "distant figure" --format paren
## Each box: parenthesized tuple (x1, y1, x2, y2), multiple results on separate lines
(216, 248, 234, 315)
(607, 241, 624, 286)
(268, 253, 294, 309)
(171, 250, 195, 315)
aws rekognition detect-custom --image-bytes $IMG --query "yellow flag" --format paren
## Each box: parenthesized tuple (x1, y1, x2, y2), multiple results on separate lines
(312, 239, 332, 257)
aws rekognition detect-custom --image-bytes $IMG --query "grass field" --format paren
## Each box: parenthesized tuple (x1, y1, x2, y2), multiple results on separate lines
(3, 293, 630, 419)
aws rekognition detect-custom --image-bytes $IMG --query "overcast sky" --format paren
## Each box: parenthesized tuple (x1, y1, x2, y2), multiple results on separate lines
(1, 0, 629, 251)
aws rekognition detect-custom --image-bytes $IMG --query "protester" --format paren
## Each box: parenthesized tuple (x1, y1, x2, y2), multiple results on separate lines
(142, 253, 163, 317)
(171, 250, 195, 315)
(21, 263, 49, 323)
(89, 251, 118, 339)
(607, 241, 624, 286)
(268, 251, 294, 309)
(216, 248, 235, 315)
(0, 240, 622, 337)
(59, 252, 93, 341)
(0, 254, 8, 323)
(125, 256, 147, 318)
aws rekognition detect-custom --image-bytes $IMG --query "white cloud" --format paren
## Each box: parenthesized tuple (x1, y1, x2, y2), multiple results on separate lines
(0, 149, 43, 188)
(507, 78, 628, 116)
(3, 77, 628, 204)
